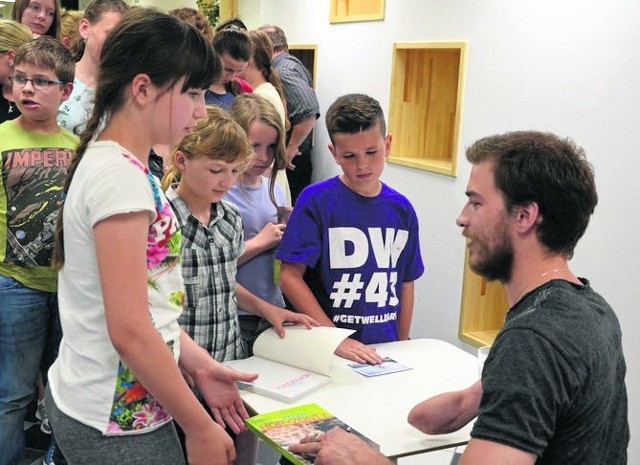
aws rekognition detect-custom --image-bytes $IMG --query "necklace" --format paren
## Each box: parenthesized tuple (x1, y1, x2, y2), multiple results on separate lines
(512, 268, 571, 304)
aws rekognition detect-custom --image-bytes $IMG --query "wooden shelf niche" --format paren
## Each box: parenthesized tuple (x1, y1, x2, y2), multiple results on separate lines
(288, 44, 318, 88)
(388, 42, 467, 176)
(458, 247, 510, 347)
(330, 0, 385, 23)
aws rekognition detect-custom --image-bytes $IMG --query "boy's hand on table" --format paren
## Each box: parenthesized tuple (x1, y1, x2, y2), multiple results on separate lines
(269, 309, 319, 337)
(335, 338, 383, 365)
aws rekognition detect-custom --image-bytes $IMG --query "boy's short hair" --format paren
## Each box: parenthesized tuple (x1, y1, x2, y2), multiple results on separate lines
(325, 93, 386, 144)
(15, 36, 75, 83)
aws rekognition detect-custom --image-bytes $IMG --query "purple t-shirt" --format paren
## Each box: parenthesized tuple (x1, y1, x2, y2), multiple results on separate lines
(276, 177, 425, 344)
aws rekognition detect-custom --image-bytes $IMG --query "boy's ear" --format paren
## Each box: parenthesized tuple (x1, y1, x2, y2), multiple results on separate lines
(131, 73, 155, 106)
(328, 143, 338, 162)
(61, 82, 74, 102)
(383, 133, 393, 159)
(78, 18, 90, 41)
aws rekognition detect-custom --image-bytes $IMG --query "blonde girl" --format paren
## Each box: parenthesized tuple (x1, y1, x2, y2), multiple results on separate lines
(47, 10, 256, 465)
(0, 19, 33, 122)
(227, 93, 292, 352)
(164, 105, 316, 464)
(59, 8, 83, 57)
(241, 29, 292, 205)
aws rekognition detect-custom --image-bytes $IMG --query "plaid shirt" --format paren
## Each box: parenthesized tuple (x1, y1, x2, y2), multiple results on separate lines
(166, 187, 246, 362)
(272, 52, 320, 153)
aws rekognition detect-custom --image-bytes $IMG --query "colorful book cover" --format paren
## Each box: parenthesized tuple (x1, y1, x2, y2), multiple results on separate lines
(246, 403, 377, 465)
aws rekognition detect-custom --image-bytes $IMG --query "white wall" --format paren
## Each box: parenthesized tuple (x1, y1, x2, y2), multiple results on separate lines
(241, 0, 640, 459)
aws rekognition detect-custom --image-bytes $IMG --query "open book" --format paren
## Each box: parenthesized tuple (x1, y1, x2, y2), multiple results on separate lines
(246, 403, 377, 465)
(226, 326, 354, 403)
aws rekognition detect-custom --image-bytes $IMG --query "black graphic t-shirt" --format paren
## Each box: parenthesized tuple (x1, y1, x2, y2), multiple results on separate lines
(0, 120, 78, 291)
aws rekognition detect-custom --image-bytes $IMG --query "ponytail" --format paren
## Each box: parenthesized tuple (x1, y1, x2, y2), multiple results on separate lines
(161, 156, 181, 191)
(51, 107, 109, 270)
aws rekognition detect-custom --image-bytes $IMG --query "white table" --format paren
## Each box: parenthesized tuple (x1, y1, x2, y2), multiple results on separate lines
(239, 338, 479, 460)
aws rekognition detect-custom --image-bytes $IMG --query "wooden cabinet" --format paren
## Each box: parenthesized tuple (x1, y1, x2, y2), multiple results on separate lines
(288, 44, 318, 88)
(388, 42, 467, 176)
(330, 0, 385, 23)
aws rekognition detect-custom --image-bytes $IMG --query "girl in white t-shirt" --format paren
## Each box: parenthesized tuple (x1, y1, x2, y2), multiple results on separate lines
(47, 10, 257, 465)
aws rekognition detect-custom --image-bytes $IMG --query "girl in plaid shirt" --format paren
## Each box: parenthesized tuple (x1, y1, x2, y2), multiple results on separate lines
(163, 106, 317, 464)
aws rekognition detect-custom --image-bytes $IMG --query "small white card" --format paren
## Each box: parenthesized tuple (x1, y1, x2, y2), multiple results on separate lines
(348, 357, 412, 377)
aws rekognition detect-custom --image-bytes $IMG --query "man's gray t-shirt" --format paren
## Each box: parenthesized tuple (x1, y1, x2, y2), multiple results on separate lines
(473, 279, 628, 464)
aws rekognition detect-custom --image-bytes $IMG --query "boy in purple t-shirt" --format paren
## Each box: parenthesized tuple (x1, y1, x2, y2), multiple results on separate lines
(277, 93, 425, 364)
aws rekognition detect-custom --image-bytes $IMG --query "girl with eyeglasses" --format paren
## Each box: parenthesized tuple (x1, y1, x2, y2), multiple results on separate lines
(11, 0, 62, 40)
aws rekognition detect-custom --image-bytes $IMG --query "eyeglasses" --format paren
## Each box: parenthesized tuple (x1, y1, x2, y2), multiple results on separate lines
(9, 75, 65, 90)
(27, 3, 56, 18)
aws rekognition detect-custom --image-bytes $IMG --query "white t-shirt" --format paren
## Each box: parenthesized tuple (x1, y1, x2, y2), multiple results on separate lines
(254, 82, 286, 127)
(57, 77, 95, 135)
(49, 140, 184, 435)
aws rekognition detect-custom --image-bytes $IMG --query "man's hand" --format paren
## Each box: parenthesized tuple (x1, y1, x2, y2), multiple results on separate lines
(289, 428, 392, 465)
(286, 144, 301, 170)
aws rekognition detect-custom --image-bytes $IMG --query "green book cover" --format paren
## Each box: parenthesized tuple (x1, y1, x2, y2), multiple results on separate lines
(246, 403, 377, 465)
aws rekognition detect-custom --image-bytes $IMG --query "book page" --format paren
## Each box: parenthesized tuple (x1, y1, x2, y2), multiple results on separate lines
(232, 358, 331, 403)
(253, 326, 354, 376)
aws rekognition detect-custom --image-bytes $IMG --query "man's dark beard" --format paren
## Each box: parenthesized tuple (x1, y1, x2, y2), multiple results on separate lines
(470, 235, 514, 283)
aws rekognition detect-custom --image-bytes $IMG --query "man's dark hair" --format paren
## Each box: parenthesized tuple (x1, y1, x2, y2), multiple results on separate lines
(466, 131, 598, 258)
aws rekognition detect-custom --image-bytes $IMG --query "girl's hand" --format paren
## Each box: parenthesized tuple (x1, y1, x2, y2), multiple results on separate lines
(335, 338, 383, 365)
(262, 306, 319, 338)
(254, 222, 286, 250)
(184, 420, 235, 465)
(193, 364, 258, 434)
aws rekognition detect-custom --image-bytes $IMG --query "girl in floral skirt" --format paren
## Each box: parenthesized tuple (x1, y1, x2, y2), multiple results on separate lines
(46, 10, 256, 465)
